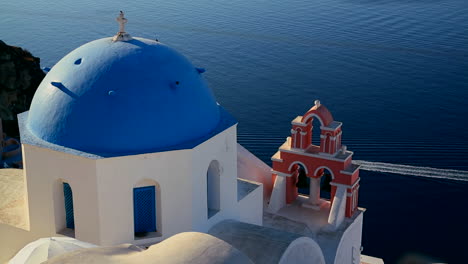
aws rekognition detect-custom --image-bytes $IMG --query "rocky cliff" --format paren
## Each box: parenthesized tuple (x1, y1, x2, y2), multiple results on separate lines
(0, 40, 45, 137)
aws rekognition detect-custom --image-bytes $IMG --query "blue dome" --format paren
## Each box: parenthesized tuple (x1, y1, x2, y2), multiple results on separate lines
(27, 37, 221, 154)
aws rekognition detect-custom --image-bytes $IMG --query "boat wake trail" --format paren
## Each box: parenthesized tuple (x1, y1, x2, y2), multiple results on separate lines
(353, 160, 468, 182)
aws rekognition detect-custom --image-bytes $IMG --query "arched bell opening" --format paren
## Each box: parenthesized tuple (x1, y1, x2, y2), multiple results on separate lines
(305, 167, 334, 207)
(311, 117, 322, 147)
(286, 162, 309, 204)
(303, 114, 325, 153)
(319, 169, 332, 200)
(295, 164, 309, 196)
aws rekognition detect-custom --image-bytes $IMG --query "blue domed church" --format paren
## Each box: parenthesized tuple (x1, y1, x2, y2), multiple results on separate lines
(17, 12, 262, 247)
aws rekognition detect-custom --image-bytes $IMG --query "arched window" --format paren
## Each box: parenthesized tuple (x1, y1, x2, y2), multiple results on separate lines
(53, 179, 75, 237)
(311, 118, 322, 147)
(133, 179, 161, 239)
(63, 182, 75, 230)
(207, 160, 221, 218)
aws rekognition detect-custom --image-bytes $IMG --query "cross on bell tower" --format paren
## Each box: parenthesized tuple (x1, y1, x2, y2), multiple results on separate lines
(113, 11, 132, 42)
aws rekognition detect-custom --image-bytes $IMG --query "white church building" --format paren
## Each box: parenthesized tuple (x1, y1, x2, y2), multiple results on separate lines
(0, 12, 383, 264)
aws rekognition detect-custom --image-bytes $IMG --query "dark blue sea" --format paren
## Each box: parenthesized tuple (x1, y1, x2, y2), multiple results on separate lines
(2, 0, 467, 262)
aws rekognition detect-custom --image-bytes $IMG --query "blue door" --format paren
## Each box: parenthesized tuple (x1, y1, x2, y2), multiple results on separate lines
(133, 186, 156, 234)
(63, 182, 75, 229)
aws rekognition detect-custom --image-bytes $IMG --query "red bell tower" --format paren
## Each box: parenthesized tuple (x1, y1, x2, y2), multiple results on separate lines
(270, 100, 360, 226)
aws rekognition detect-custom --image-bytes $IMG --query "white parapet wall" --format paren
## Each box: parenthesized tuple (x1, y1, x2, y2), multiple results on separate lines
(237, 143, 273, 200)
(268, 176, 287, 213)
(327, 185, 347, 230)
(333, 210, 364, 264)
(237, 179, 263, 226)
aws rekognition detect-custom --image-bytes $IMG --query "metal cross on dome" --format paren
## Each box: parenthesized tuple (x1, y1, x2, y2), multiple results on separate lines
(113, 11, 132, 42)
(117, 11, 127, 33)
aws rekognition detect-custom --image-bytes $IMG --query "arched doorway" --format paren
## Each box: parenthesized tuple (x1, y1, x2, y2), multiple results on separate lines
(53, 179, 75, 237)
(311, 117, 322, 147)
(207, 160, 221, 218)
